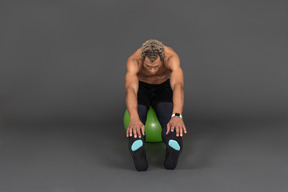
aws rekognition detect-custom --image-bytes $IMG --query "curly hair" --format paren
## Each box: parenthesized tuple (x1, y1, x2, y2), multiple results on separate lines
(140, 39, 165, 62)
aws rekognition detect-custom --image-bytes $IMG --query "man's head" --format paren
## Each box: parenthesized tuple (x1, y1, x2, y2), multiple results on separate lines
(141, 39, 165, 74)
(141, 39, 165, 62)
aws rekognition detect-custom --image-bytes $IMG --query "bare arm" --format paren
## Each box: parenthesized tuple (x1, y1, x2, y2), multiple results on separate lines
(125, 58, 145, 138)
(168, 54, 184, 115)
(125, 58, 140, 121)
(166, 53, 187, 137)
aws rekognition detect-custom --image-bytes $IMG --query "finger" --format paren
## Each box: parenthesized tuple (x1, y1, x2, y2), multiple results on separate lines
(183, 124, 187, 134)
(129, 127, 133, 137)
(176, 126, 180, 137)
(171, 125, 174, 132)
(166, 123, 170, 134)
(126, 128, 129, 137)
(133, 129, 137, 138)
(180, 126, 183, 137)
(137, 128, 141, 138)
(141, 125, 145, 135)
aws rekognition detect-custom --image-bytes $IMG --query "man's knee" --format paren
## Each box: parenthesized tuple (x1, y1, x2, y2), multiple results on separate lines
(153, 102, 173, 124)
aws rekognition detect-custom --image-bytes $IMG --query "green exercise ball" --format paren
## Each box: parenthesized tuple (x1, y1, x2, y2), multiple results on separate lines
(124, 106, 162, 142)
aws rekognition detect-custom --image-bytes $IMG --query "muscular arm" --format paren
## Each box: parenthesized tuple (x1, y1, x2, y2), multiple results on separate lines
(168, 54, 184, 115)
(125, 58, 140, 121)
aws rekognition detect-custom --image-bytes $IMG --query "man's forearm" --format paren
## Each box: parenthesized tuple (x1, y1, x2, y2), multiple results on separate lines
(172, 84, 184, 114)
(126, 88, 140, 121)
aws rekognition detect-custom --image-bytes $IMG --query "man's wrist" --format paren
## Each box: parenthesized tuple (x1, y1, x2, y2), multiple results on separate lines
(130, 115, 140, 121)
(171, 113, 182, 118)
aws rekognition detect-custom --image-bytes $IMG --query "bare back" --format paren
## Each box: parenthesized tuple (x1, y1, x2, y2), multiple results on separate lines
(129, 46, 175, 85)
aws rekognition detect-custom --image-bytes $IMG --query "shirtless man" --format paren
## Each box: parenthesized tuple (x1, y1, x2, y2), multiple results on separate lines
(125, 39, 187, 171)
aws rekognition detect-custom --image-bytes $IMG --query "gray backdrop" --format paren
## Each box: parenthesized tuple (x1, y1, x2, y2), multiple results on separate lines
(0, 0, 287, 124)
(0, 0, 287, 192)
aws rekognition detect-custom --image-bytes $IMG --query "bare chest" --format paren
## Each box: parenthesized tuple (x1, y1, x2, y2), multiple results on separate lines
(137, 64, 171, 84)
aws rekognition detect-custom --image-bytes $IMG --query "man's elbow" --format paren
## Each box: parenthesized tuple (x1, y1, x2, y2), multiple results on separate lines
(172, 83, 184, 91)
(125, 86, 137, 95)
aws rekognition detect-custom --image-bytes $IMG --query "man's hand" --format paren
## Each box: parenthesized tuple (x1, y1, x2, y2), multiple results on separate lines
(166, 117, 187, 137)
(126, 119, 145, 138)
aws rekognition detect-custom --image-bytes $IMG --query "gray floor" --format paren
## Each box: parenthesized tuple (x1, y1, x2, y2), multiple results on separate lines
(0, 118, 287, 192)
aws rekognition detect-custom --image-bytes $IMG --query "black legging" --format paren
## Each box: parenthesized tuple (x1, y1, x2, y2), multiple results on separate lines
(129, 102, 174, 144)
(128, 102, 183, 170)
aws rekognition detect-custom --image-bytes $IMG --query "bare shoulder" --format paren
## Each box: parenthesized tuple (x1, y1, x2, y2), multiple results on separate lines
(164, 46, 178, 58)
(126, 49, 142, 73)
(164, 46, 180, 70)
(127, 48, 142, 61)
